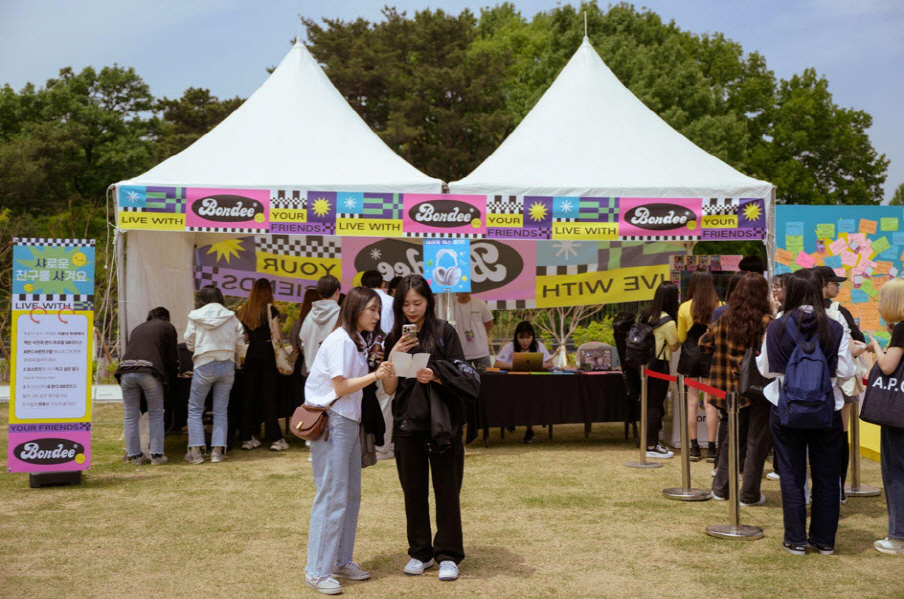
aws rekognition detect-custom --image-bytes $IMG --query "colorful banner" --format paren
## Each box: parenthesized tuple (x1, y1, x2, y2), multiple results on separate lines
(118, 186, 766, 242)
(775, 206, 904, 336)
(8, 238, 95, 473)
(194, 235, 678, 309)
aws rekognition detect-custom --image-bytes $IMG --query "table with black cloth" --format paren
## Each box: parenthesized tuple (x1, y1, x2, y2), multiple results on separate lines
(474, 372, 637, 447)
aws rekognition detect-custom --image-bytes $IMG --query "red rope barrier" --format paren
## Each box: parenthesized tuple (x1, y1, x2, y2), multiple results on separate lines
(684, 377, 727, 400)
(644, 368, 678, 383)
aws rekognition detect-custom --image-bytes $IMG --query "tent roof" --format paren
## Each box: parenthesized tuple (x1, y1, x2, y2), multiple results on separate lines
(118, 42, 442, 193)
(449, 37, 772, 199)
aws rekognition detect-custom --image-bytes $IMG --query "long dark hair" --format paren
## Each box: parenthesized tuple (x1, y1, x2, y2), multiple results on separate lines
(391, 274, 441, 353)
(512, 321, 538, 353)
(239, 278, 274, 330)
(783, 272, 834, 349)
(722, 273, 771, 348)
(686, 270, 719, 325)
(336, 286, 379, 352)
(641, 281, 679, 325)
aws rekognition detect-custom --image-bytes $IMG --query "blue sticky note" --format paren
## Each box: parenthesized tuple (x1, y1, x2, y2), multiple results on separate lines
(786, 222, 804, 236)
(851, 289, 869, 304)
(775, 263, 791, 275)
(823, 255, 842, 268)
(893, 233, 904, 246)
(878, 244, 900, 261)
(838, 218, 855, 234)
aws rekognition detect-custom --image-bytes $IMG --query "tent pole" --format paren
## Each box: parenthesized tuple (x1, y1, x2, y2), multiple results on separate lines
(115, 224, 128, 354)
(765, 187, 776, 280)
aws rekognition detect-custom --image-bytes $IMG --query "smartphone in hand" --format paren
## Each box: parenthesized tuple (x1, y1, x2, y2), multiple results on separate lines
(402, 324, 418, 339)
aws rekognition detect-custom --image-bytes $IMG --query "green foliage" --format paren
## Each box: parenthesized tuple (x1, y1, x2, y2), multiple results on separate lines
(891, 183, 904, 206)
(572, 316, 615, 347)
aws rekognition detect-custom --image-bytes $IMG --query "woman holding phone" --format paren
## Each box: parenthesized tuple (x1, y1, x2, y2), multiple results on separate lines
(383, 274, 469, 582)
(303, 286, 394, 595)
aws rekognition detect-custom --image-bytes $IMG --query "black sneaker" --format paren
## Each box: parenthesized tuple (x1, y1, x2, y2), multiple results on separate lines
(522, 429, 535, 444)
(808, 541, 834, 555)
(706, 445, 717, 464)
(505, 426, 516, 433)
(783, 541, 807, 556)
(689, 444, 702, 462)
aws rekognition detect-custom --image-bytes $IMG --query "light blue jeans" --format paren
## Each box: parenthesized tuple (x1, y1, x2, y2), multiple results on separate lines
(120, 372, 165, 456)
(187, 360, 235, 448)
(306, 411, 362, 579)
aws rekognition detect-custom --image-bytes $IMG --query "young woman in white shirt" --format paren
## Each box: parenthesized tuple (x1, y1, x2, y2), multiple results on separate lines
(493, 320, 553, 443)
(303, 286, 394, 595)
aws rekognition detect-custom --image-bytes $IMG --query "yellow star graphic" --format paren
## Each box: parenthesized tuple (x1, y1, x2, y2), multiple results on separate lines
(206, 239, 245, 264)
(312, 197, 332, 217)
(743, 202, 762, 222)
(528, 201, 548, 222)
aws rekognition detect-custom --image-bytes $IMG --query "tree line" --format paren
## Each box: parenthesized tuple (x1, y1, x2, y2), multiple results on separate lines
(0, 1, 895, 367)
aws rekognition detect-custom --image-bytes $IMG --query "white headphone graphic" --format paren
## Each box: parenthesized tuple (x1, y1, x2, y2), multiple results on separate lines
(433, 248, 462, 287)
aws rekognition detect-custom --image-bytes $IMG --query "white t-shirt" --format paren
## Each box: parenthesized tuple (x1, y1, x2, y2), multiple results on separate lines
(375, 288, 394, 336)
(497, 341, 552, 364)
(451, 297, 494, 360)
(304, 328, 368, 422)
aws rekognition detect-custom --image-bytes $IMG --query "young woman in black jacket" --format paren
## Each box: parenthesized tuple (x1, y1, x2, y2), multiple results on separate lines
(382, 275, 467, 582)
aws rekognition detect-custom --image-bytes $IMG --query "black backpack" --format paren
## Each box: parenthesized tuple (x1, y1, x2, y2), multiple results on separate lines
(677, 323, 712, 378)
(625, 316, 671, 369)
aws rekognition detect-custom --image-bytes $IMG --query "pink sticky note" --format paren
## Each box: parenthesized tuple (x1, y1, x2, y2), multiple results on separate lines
(828, 239, 848, 255)
(840, 251, 859, 267)
(852, 266, 865, 277)
(863, 258, 877, 269)
(849, 233, 866, 245)
(795, 252, 815, 268)
(859, 247, 874, 260)
(833, 268, 846, 278)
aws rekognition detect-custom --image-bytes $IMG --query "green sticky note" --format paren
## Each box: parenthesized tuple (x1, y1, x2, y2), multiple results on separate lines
(789, 263, 802, 272)
(881, 217, 899, 232)
(872, 236, 891, 255)
(861, 278, 876, 297)
(785, 235, 804, 253)
(815, 223, 835, 238)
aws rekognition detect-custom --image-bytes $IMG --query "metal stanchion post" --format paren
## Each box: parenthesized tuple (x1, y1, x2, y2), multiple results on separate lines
(706, 392, 764, 540)
(626, 370, 662, 469)
(664, 375, 710, 500)
(845, 400, 881, 497)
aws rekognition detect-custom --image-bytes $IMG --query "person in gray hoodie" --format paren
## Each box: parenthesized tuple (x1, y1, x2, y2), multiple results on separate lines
(300, 275, 342, 376)
(184, 285, 246, 464)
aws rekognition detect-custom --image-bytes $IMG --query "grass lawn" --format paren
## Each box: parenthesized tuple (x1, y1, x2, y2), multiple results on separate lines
(0, 403, 899, 599)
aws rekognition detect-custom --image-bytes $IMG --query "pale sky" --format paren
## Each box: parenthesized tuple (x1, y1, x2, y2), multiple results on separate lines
(1, 0, 901, 201)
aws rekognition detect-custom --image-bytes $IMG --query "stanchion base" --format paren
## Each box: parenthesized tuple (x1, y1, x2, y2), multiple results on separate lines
(845, 483, 882, 497)
(663, 487, 711, 501)
(705, 524, 764, 540)
(625, 461, 663, 469)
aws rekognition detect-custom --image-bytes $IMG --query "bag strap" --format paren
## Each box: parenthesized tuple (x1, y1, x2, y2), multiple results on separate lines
(266, 303, 279, 342)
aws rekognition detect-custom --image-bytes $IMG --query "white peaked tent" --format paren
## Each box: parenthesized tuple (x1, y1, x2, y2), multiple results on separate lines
(449, 36, 775, 217)
(113, 41, 442, 344)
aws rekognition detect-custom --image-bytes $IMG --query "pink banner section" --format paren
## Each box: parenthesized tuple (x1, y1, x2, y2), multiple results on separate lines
(403, 194, 487, 237)
(7, 423, 91, 473)
(186, 188, 270, 231)
(619, 198, 702, 238)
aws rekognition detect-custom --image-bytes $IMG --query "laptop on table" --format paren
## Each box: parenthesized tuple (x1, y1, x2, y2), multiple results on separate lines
(511, 352, 546, 372)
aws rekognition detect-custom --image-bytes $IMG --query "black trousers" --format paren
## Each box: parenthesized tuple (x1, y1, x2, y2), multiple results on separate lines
(394, 430, 465, 564)
(770, 406, 843, 547)
(713, 398, 773, 503)
(241, 352, 282, 442)
(645, 359, 669, 447)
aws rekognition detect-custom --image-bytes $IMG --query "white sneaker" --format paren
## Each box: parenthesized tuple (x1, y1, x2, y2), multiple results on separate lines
(333, 562, 370, 580)
(645, 444, 674, 459)
(766, 471, 780, 480)
(305, 574, 342, 595)
(241, 436, 261, 450)
(210, 447, 226, 463)
(270, 438, 290, 451)
(740, 493, 766, 507)
(403, 558, 434, 575)
(710, 492, 727, 501)
(376, 450, 394, 461)
(184, 447, 204, 464)
(874, 537, 904, 555)
(438, 560, 459, 581)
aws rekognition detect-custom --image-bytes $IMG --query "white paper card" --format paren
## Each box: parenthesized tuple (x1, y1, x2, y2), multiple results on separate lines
(391, 352, 430, 378)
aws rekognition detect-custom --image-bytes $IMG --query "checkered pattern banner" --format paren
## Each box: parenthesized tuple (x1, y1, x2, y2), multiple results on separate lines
(187, 226, 260, 234)
(255, 235, 341, 259)
(487, 195, 522, 215)
(405, 232, 483, 238)
(362, 193, 402, 220)
(13, 238, 94, 248)
(578, 198, 618, 222)
(703, 198, 738, 216)
(194, 264, 219, 290)
(485, 299, 536, 310)
(536, 264, 595, 276)
(144, 187, 186, 213)
(271, 189, 304, 210)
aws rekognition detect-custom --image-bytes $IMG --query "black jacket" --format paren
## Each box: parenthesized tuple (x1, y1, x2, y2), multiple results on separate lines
(115, 318, 179, 388)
